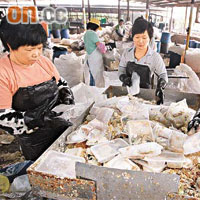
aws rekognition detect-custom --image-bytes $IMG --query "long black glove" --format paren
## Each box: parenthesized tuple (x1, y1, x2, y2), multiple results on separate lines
(58, 87, 75, 105)
(188, 108, 200, 132)
(119, 74, 132, 87)
(43, 110, 73, 129)
(155, 78, 167, 105)
(24, 101, 50, 129)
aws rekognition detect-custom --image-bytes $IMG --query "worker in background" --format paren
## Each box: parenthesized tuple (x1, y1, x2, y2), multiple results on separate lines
(134, 16, 156, 50)
(0, 16, 74, 161)
(118, 18, 168, 105)
(112, 19, 125, 41)
(84, 18, 106, 87)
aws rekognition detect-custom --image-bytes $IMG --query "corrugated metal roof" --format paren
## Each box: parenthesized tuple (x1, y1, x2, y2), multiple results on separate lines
(0, 0, 199, 7)
(128, 0, 200, 7)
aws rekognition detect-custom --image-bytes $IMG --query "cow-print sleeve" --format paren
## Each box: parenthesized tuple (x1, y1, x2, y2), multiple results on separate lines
(0, 109, 33, 135)
(57, 77, 74, 104)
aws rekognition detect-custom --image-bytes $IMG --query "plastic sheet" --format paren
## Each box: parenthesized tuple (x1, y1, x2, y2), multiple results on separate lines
(127, 72, 140, 96)
(144, 151, 187, 169)
(126, 120, 154, 144)
(86, 129, 108, 146)
(149, 105, 170, 127)
(168, 130, 187, 153)
(104, 155, 140, 171)
(119, 142, 163, 159)
(134, 160, 165, 173)
(65, 147, 85, 158)
(66, 128, 87, 144)
(72, 83, 107, 104)
(173, 63, 200, 94)
(91, 142, 119, 163)
(165, 99, 196, 129)
(35, 150, 85, 179)
(95, 107, 115, 124)
(183, 132, 200, 155)
(10, 175, 31, 193)
(185, 48, 200, 73)
(103, 71, 122, 88)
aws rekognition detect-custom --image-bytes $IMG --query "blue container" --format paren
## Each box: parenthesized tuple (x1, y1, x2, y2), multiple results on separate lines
(160, 43, 169, 54)
(60, 29, 69, 39)
(160, 32, 171, 44)
(52, 29, 60, 38)
(196, 42, 200, 48)
(194, 41, 198, 48)
(184, 39, 187, 45)
(156, 41, 161, 53)
(189, 40, 196, 48)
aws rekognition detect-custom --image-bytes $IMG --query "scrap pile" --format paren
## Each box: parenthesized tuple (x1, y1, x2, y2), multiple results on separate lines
(62, 95, 200, 198)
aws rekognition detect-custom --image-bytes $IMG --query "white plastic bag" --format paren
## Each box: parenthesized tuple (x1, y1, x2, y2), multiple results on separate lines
(174, 63, 200, 94)
(127, 72, 140, 95)
(54, 53, 84, 87)
(126, 120, 154, 144)
(165, 99, 196, 129)
(119, 142, 163, 159)
(184, 132, 200, 155)
(10, 175, 31, 193)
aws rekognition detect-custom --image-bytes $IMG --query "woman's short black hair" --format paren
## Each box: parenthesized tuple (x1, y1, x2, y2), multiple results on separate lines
(132, 18, 153, 40)
(86, 22, 99, 31)
(0, 16, 47, 51)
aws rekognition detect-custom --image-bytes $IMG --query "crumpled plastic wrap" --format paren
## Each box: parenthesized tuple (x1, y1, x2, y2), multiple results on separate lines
(119, 142, 163, 159)
(126, 120, 154, 144)
(104, 154, 140, 171)
(72, 82, 107, 104)
(54, 53, 84, 87)
(185, 48, 200, 73)
(165, 99, 196, 131)
(127, 72, 140, 96)
(184, 132, 200, 155)
(173, 63, 200, 94)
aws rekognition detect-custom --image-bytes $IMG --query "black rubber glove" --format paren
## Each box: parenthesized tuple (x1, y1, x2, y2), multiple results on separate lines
(58, 87, 75, 105)
(43, 110, 73, 129)
(119, 74, 132, 87)
(188, 109, 200, 132)
(24, 102, 49, 129)
(155, 78, 167, 105)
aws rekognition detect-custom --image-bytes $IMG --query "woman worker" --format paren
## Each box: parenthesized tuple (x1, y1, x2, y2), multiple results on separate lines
(84, 18, 106, 87)
(119, 18, 168, 105)
(0, 16, 74, 161)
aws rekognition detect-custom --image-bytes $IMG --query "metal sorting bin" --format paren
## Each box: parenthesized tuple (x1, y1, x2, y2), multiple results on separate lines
(105, 86, 200, 110)
(27, 86, 200, 200)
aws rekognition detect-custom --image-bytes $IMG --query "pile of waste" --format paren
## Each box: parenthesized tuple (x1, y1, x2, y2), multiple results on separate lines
(59, 95, 200, 198)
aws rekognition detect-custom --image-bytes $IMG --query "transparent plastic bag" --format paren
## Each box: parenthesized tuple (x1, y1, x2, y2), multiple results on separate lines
(126, 120, 154, 144)
(165, 99, 195, 129)
(127, 72, 140, 95)
(168, 130, 187, 153)
(183, 132, 200, 155)
(104, 155, 140, 171)
(119, 142, 163, 159)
